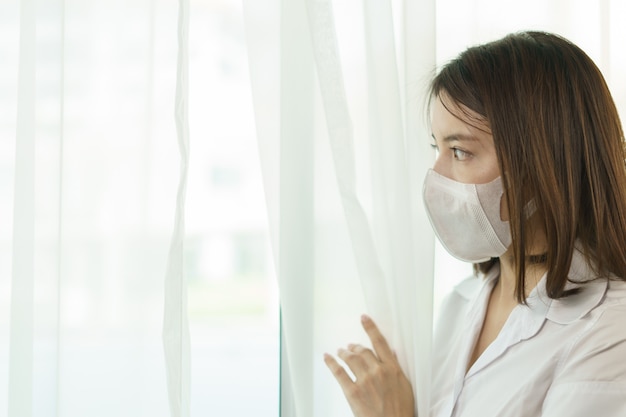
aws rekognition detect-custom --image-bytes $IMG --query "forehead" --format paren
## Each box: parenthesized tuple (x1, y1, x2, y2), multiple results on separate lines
(431, 94, 491, 138)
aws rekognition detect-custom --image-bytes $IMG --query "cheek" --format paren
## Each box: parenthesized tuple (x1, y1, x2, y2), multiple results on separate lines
(477, 153, 501, 183)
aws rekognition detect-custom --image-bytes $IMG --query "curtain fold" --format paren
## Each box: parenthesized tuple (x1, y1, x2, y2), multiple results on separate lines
(277, 0, 316, 415)
(2, 1, 184, 415)
(9, 0, 36, 415)
(162, 0, 191, 416)
(402, 1, 437, 414)
(244, 0, 436, 415)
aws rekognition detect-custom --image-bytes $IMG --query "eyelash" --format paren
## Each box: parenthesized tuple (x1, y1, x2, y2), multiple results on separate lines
(430, 144, 471, 161)
(452, 148, 470, 161)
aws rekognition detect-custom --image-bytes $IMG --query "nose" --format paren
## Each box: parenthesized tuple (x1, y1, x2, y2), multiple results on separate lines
(432, 152, 448, 177)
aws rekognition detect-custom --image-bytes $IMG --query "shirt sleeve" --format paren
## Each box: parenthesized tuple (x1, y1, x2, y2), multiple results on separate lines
(542, 304, 626, 416)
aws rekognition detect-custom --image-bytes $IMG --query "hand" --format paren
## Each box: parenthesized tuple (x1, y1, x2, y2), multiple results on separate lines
(324, 314, 415, 417)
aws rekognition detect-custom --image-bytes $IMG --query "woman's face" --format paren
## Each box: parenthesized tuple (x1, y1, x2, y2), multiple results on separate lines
(431, 95, 500, 184)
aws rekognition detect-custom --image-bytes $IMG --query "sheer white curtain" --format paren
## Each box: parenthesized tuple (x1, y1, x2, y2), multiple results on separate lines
(2, 1, 182, 415)
(243, 1, 626, 417)
(2, 1, 278, 416)
(243, 1, 436, 416)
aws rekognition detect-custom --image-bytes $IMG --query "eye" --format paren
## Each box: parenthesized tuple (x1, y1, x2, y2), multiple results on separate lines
(452, 147, 471, 161)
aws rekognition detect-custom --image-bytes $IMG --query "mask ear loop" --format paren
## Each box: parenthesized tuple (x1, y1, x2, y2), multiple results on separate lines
(500, 164, 543, 266)
(503, 167, 538, 219)
(522, 197, 546, 264)
(524, 198, 537, 219)
(499, 173, 540, 261)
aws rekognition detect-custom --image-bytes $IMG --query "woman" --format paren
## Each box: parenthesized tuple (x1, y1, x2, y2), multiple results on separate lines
(324, 31, 626, 416)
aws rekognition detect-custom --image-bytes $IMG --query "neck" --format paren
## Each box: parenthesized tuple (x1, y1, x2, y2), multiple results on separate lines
(493, 210, 549, 304)
(495, 245, 547, 305)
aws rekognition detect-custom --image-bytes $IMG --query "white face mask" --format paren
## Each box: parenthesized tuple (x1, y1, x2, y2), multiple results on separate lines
(422, 169, 512, 263)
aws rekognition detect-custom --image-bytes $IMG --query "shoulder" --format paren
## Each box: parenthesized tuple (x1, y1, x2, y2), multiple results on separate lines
(543, 289, 626, 416)
(555, 279, 626, 381)
(454, 275, 483, 300)
(542, 280, 626, 416)
(577, 279, 626, 348)
(434, 272, 493, 339)
(437, 276, 480, 321)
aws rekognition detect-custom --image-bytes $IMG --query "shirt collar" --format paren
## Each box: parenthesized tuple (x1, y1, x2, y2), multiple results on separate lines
(520, 247, 608, 326)
(467, 247, 609, 326)
(543, 249, 609, 325)
(459, 248, 608, 382)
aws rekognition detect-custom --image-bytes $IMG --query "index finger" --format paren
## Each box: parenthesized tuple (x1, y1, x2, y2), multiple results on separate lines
(360, 314, 394, 362)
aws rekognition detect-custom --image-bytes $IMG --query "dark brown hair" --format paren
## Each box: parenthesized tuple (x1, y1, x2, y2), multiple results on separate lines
(429, 31, 626, 302)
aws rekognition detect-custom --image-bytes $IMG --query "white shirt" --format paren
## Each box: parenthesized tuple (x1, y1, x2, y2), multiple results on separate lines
(430, 249, 626, 417)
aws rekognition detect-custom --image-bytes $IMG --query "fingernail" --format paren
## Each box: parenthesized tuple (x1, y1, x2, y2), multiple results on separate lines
(361, 314, 370, 323)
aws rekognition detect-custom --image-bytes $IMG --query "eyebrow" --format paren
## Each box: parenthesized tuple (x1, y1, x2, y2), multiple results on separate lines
(431, 133, 479, 143)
